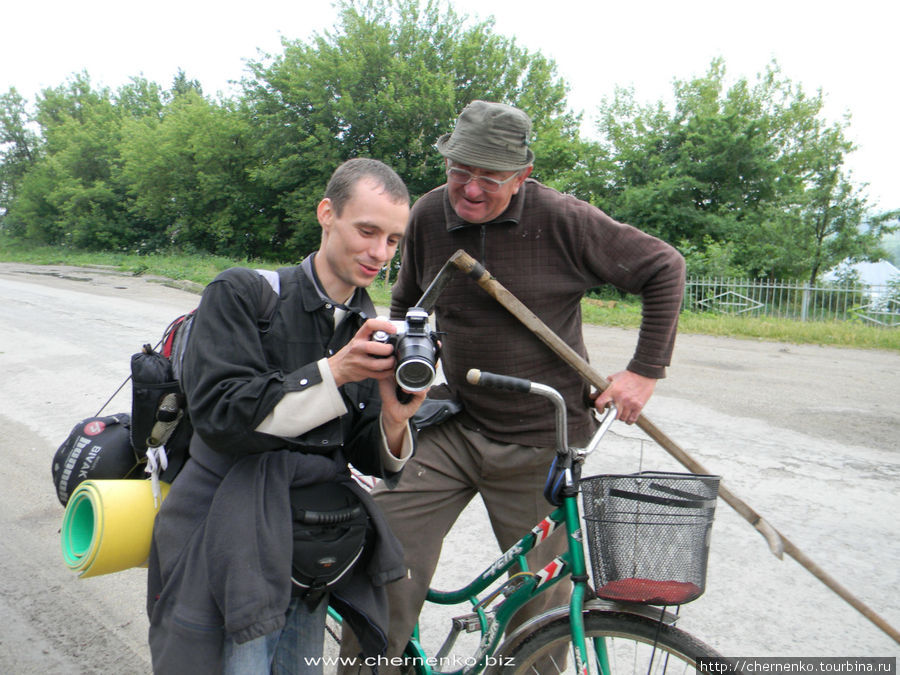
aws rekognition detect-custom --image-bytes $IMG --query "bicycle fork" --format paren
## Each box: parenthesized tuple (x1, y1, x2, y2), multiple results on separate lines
(562, 492, 596, 675)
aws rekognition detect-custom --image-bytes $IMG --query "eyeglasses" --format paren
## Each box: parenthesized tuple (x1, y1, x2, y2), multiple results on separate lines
(446, 166, 520, 193)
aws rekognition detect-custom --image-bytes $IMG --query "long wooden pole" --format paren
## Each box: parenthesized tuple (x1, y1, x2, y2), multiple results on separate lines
(446, 248, 900, 645)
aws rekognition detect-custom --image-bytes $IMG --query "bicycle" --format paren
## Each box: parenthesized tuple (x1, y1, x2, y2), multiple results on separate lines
(331, 369, 727, 674)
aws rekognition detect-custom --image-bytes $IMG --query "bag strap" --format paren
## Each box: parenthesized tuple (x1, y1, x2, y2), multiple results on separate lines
(255, 268, 281, 331)
(256, 268, 280, 296)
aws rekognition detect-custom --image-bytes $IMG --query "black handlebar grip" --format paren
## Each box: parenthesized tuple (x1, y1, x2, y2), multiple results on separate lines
(466, 369, 532, 393)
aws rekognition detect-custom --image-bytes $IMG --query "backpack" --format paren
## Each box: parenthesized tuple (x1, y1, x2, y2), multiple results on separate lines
(129, 269, 282, 482)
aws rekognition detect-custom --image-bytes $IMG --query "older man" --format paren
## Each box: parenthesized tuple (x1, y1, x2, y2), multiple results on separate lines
(343, 101, 686, 671)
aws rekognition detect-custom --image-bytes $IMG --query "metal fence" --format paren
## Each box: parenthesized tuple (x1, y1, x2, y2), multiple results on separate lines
(683, 277, 900, 327)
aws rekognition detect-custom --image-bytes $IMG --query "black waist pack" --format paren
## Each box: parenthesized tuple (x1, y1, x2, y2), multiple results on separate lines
(290, 482, 371, 605)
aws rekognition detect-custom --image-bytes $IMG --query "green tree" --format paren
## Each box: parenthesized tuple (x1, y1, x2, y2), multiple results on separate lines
(116, 77, 167, 120)
(170, 69, 204, 98)
(592, 59, 887, 282)
(4, 74, 186, 250)
(2, 1, 585, 260)
(120, 90, 269, 257)
(242, 0, 581, 258)
(4, 74, 134, 248)
(734, 67, 887, 282)
(0, 88, 40, 230)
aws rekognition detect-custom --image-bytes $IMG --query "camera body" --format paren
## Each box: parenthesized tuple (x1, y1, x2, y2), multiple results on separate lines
(371, 307, 440, 391)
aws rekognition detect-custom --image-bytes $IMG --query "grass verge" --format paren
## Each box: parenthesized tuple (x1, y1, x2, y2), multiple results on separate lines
(3, 244, 898, 352)
(582, 299, 900, 351)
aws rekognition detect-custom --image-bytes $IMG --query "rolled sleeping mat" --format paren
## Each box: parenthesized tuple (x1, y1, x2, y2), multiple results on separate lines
(61, 479, 170, 578)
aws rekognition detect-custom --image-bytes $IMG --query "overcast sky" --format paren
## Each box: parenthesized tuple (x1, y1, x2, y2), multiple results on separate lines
(2, 0, 897, 211)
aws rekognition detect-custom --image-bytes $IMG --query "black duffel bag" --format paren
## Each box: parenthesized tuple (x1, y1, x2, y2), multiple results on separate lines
(289, 482, 371, 606)
(52, 413, 143, 506)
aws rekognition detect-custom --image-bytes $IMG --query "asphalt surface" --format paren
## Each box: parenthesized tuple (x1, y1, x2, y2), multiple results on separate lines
(1, 262, 897, 673)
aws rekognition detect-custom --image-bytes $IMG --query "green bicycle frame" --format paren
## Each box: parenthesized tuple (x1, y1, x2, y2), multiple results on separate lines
(330, 379, 621, 674)
(399, 490, 598, 675)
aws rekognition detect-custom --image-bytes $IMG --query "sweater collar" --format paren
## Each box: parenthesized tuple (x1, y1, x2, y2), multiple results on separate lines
(443, 179, 529, 232)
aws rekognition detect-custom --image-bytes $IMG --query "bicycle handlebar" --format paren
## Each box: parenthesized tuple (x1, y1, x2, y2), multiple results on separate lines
(465, 369, 531, 393)
(467, 368, 568, 456)
(466, 368, 617, 463)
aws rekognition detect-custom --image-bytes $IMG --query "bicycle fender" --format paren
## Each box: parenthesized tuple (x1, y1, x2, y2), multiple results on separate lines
(485, 601, 681, 674)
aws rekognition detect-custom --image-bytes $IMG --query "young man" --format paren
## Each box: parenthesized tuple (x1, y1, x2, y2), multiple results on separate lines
(147, 158, 428, 674)
(342, 101, 686, 671)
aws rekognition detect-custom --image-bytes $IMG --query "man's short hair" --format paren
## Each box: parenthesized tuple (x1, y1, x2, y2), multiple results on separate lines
(325, 158, 409, 215)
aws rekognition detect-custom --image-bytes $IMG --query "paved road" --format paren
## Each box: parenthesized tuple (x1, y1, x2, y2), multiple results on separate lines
(1, 262, 897, 673)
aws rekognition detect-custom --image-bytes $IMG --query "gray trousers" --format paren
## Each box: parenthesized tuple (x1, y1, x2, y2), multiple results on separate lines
(340, 418, 568, 673)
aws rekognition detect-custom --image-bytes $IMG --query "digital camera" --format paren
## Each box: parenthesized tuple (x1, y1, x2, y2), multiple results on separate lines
(371, 307, 440, 391)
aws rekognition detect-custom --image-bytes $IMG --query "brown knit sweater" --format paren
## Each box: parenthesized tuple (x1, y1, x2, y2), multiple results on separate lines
(391, 179, 685, 448)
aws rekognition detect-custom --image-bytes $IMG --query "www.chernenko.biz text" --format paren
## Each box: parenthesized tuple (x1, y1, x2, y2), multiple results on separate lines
(698, 657, 896, 674)
(302, 654, 516, 669)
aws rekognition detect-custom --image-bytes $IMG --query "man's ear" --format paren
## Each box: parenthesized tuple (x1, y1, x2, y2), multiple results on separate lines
(317, 198, 333, 231)
(512, 166, 533, 193)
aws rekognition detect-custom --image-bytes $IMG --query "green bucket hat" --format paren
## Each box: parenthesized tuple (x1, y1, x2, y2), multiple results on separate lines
(436, 101, 534, 171)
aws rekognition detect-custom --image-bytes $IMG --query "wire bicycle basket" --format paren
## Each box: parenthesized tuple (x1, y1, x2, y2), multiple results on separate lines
(581, 471, 720, 605)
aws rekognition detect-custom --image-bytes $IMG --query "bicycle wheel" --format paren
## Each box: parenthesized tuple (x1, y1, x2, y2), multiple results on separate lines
(496, 610, 725, 675)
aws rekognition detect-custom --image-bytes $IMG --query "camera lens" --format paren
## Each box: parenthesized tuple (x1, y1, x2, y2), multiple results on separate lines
(395, 358, 436, 391)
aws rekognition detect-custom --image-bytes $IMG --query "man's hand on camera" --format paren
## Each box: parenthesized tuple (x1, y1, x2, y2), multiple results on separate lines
(328, 318, 399, 387)
(378, 377, 427, 455)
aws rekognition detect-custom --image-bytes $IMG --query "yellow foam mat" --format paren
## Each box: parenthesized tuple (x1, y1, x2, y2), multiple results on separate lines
(61, 479, 170, 578)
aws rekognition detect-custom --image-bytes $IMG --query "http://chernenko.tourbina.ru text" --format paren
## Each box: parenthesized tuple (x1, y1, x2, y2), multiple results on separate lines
(698, 657, 896, 674)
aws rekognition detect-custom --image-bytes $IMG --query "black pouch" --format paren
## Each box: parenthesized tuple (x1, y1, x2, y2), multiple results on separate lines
(411, 397, 462, 431)
(290, 482, 370, 606)
(130, 345, 191, 477)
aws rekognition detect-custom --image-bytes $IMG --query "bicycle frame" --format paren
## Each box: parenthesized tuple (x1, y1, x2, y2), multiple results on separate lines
(328, 371, 712, 674)
(396, 372, 620, 675)
(398, 499, 590, 674)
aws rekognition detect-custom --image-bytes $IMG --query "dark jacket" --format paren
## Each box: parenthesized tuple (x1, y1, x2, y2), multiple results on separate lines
(180, 259, 390, 464)
(147, 444, 405, 672)
(147, 258, 409, 673)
